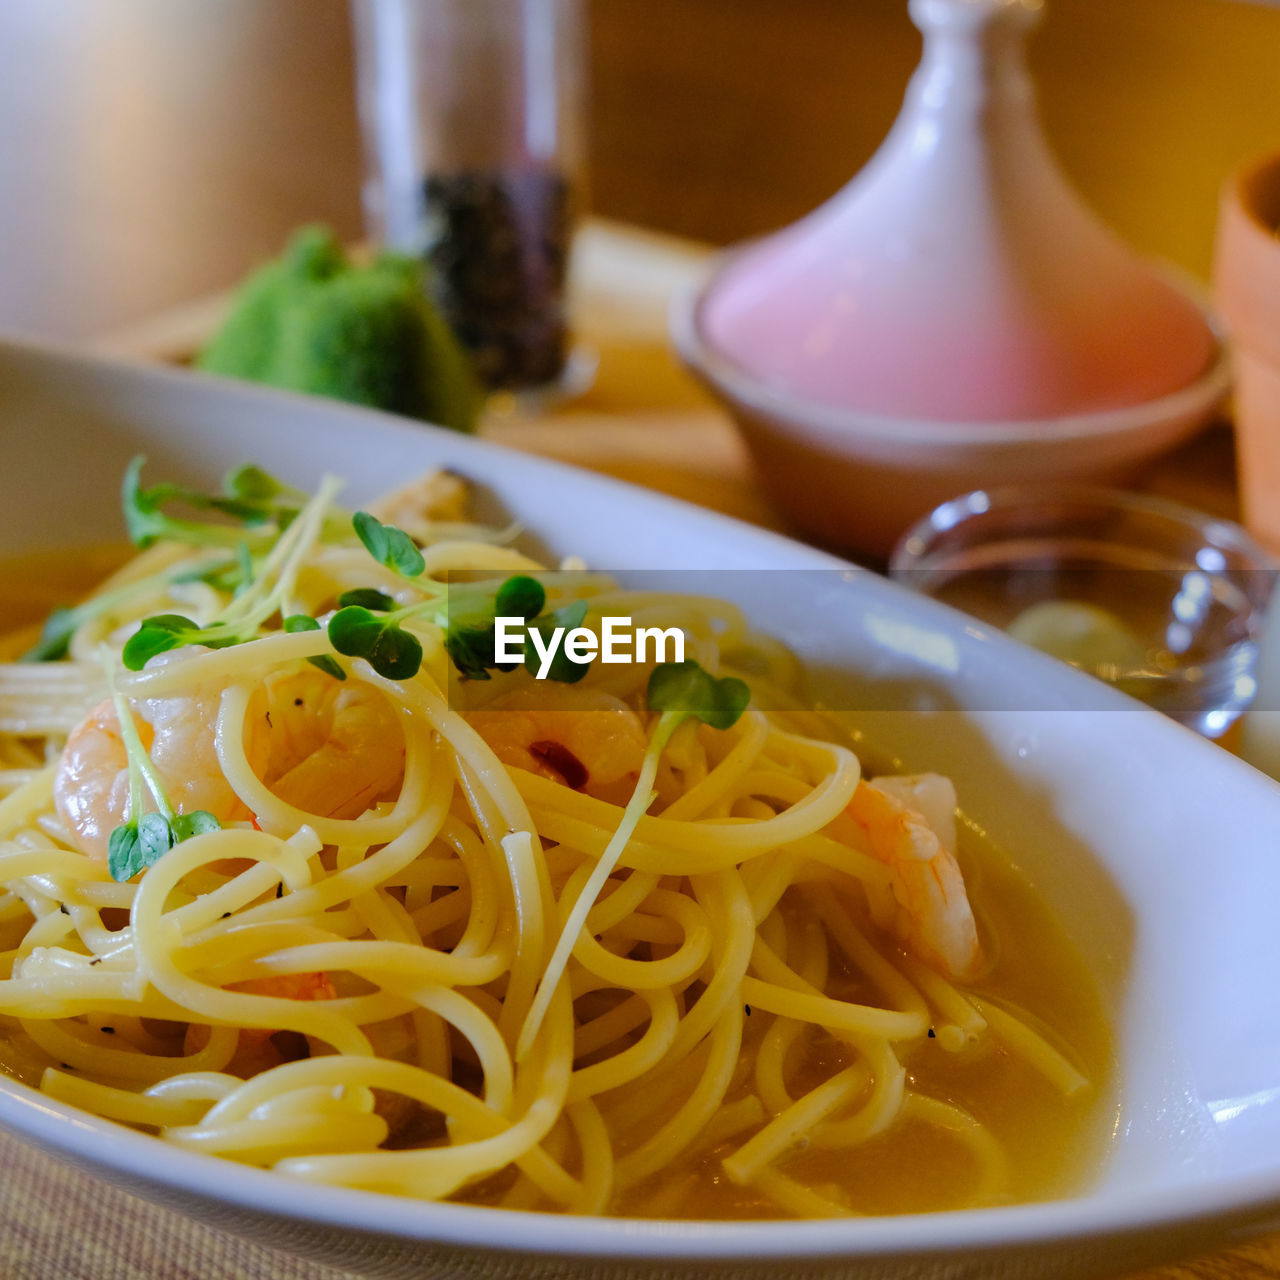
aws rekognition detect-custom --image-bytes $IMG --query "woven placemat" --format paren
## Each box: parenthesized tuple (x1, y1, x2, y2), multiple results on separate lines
(0, 1129, 354, 1280)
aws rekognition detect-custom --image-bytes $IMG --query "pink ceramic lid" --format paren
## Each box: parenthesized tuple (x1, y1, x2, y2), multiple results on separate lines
(700, 0, 1215, 424)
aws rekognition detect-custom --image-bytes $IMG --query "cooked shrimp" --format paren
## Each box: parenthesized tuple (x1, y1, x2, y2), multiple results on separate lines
(368, 468, 472, 538)
(54, 650, 267, 862)
(53, 652, 404, 863)
(228, 971, 338, 1074)
(249, 668, 404, 820)
(468, 687, 647, 805)
(184, 971, 338, 1076)
(844, 774, 982, 982)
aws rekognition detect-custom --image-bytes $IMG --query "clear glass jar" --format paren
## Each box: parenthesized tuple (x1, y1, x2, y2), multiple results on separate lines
(352, 0, 586, 393)
(889, 485, 1277, 739)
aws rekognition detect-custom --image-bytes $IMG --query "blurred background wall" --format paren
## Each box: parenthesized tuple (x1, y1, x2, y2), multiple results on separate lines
(1, 0, 1278, 340)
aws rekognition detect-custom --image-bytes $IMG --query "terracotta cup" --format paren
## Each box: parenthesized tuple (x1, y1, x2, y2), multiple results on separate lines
(1215, 152, 1280, 555)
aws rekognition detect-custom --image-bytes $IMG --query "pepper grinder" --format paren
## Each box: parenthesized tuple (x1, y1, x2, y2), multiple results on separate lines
(353, 0, 587, 396)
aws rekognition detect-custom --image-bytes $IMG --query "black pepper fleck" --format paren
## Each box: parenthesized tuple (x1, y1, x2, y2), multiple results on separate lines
(927, 1028, 936, 1039)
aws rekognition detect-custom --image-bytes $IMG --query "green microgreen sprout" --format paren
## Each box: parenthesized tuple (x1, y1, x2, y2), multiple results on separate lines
(109, 482, 594, 694)
(645, 659, 752, 731)
(336, 512, 580, 685)
(99, 650, 221, 883)
(283, 614, 346, 681)
(494, 575, 546, 621)
(442, 574, 546, 681)
(66, 459, 336, 672)
(171, 541, 256, 598)
(21, 608, 84, 664)
(20, 549, 246, 663)
(122, 456, 299, 550)
(322, 511, 442, 680)
(521, 599, 590, 684)
(121, 474, 344, 671)
(328, 604, 425, 681)
(515, 659, 751, 1059)
(325, 575, 544, 684)
(337, 588, 396, 612)
(352, 510, 426, 579)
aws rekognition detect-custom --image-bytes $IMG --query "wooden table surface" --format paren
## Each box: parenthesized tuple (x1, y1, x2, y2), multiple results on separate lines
(92, 217, 1245, 547)
(90, 218, 1270, 1280)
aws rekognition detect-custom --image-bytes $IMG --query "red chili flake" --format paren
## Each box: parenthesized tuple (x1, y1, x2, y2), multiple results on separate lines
(529, 740, 588, 791)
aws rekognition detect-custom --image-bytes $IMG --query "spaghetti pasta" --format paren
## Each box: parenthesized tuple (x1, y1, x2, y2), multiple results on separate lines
(0, 464, 1109, 1219)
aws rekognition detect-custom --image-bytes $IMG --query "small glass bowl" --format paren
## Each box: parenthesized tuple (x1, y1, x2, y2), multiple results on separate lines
(889, 485, 1277, 738)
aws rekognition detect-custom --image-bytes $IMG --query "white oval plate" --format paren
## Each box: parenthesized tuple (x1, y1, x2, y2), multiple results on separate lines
(3, 335, 1280, 1280)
